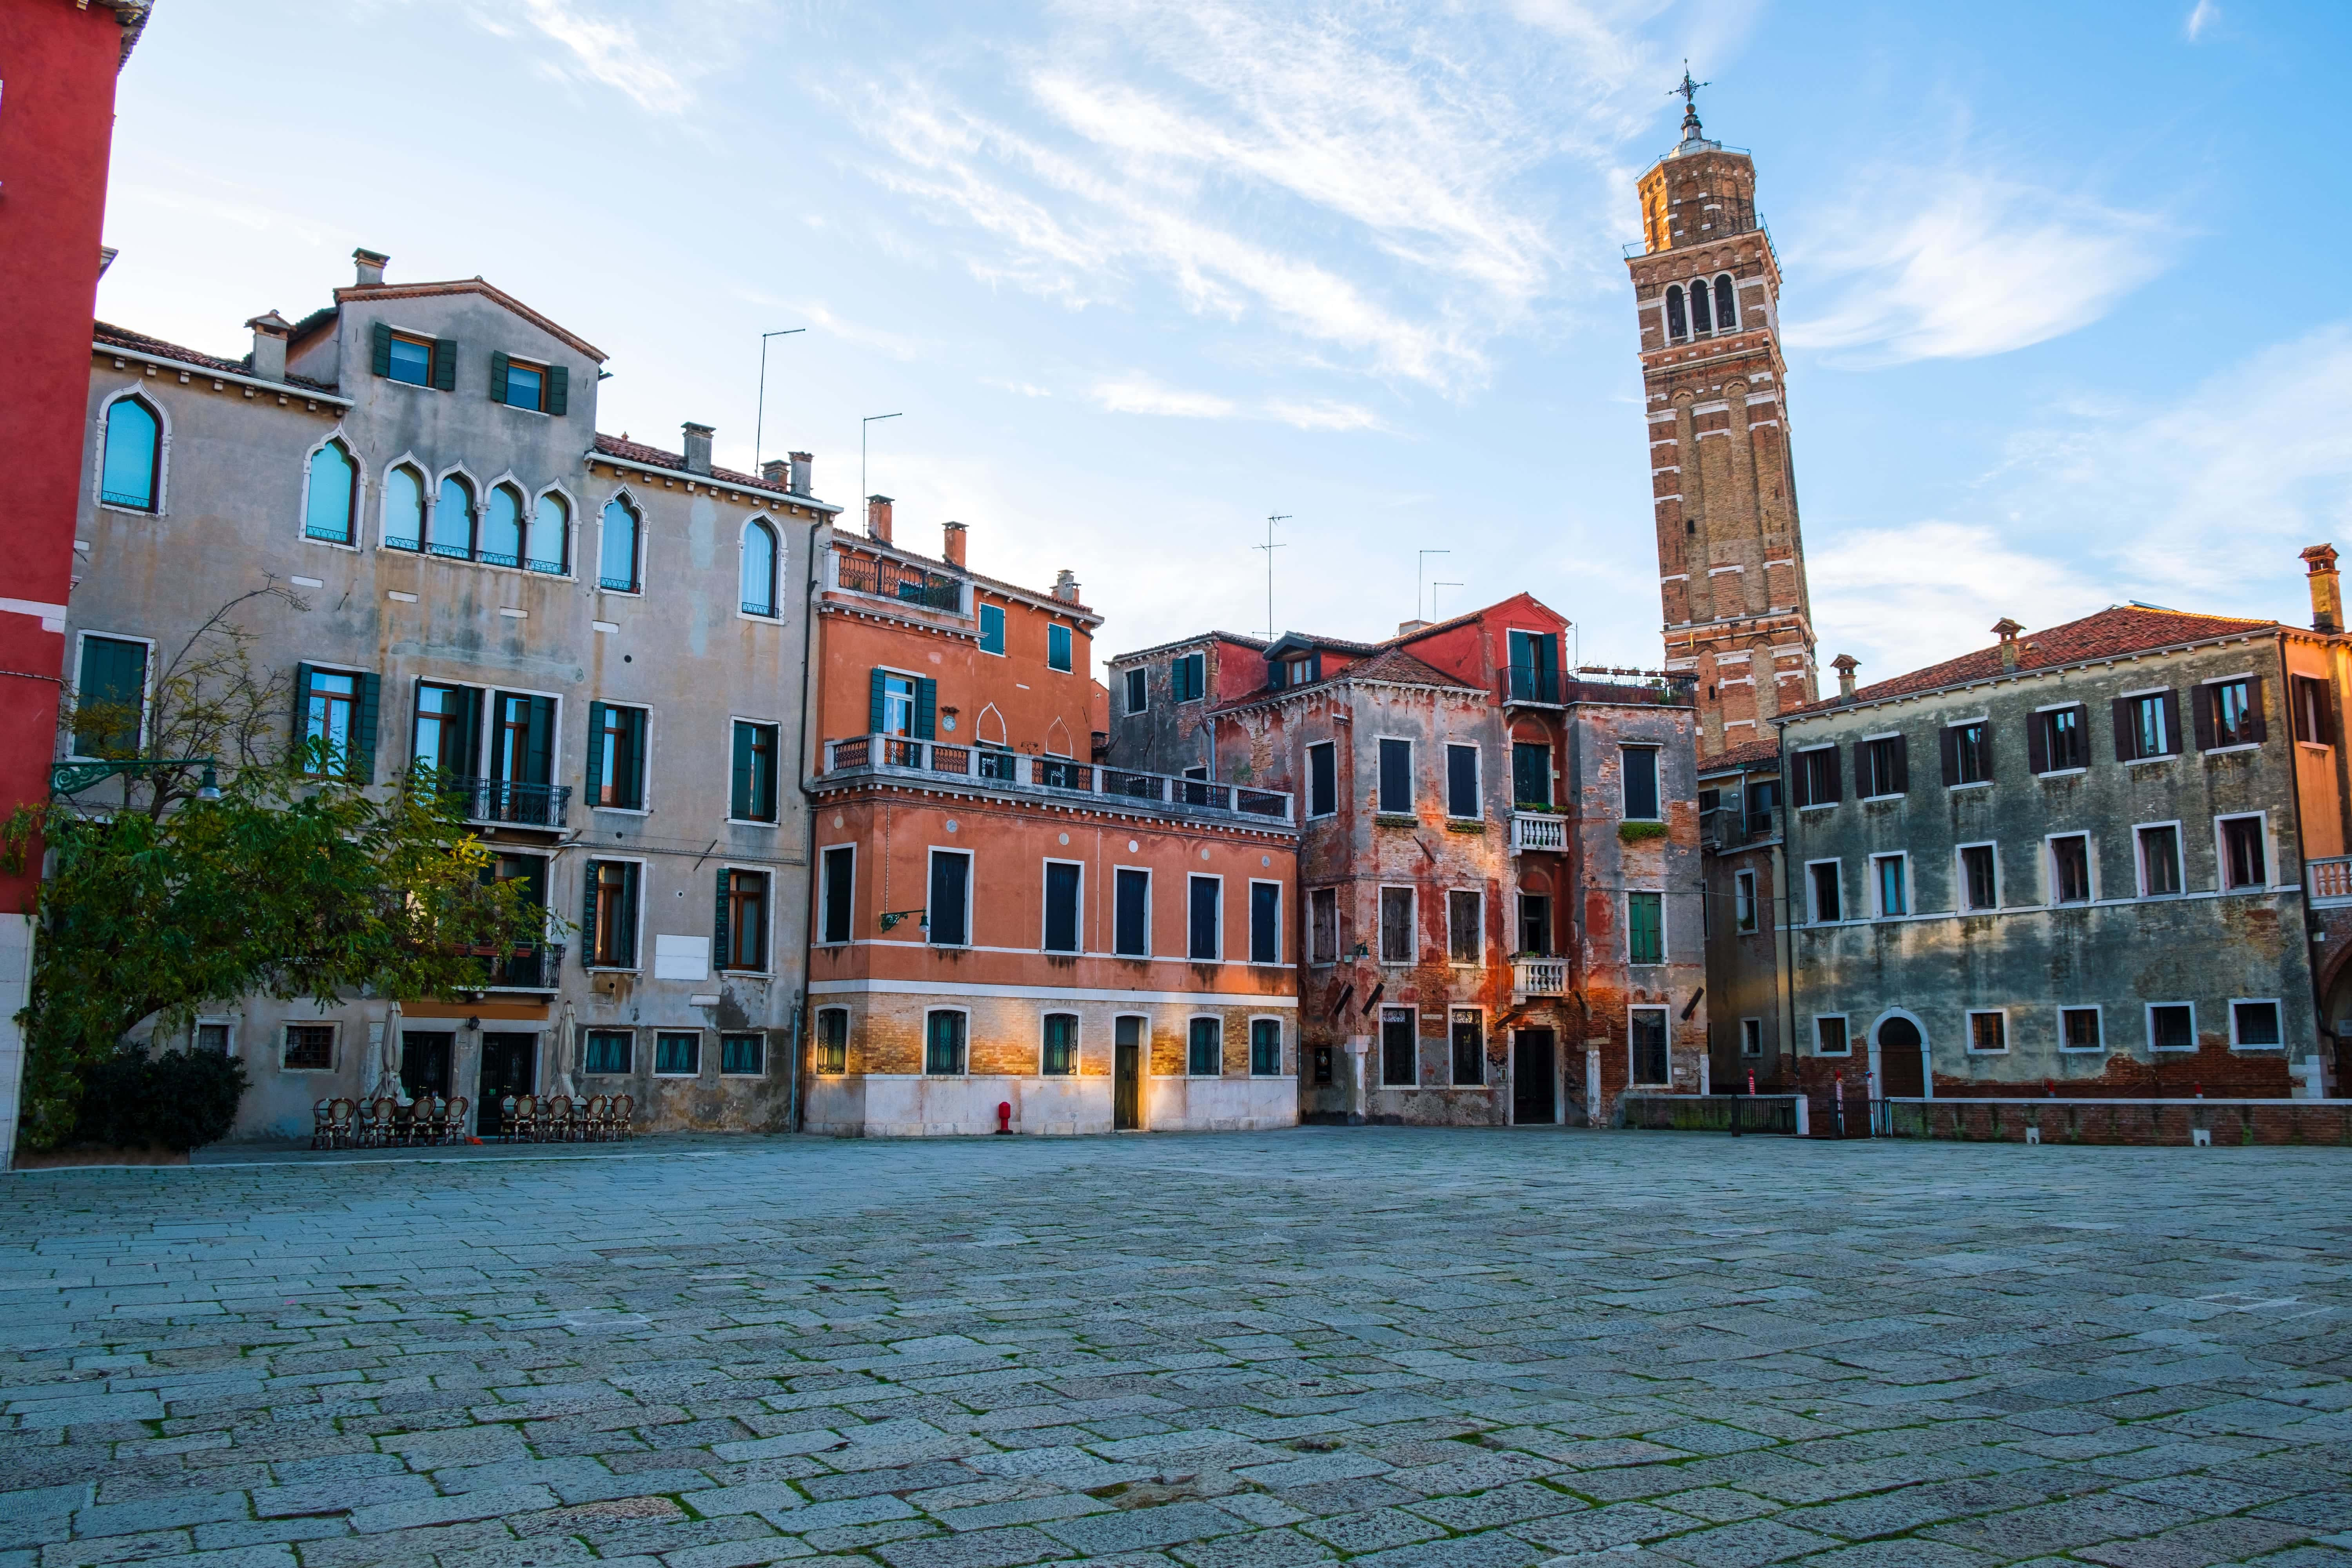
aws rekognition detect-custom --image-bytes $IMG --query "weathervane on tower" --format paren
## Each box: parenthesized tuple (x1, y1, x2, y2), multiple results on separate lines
(1671, 62, 1709, 141)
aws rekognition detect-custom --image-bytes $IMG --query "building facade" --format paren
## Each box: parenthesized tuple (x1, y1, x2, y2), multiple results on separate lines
(64, 250, 833, 1138)
(803, 504, 1300, 1136)
(1778, 586, 2351, 1102)
(1697, 737, 1791, 1091)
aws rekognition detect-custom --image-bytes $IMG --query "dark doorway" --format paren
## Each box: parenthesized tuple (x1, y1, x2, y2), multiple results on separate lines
(1113, 1017, 1142, 1131)
(1877, 1015, 1925, 1098)
(1513, 1029, 1556, 1124)
(401, 1031, 454, 1100)
(477, 1032, 536, 1133)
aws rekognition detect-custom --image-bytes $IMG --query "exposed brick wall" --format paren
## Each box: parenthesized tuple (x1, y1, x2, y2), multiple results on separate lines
(1883, 1099, 2352, 1147)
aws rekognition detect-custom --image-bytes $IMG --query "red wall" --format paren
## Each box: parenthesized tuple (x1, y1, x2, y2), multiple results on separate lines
(0, 2, 127, 913)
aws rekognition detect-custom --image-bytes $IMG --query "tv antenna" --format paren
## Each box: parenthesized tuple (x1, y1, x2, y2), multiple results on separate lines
(1256, 514, 1290, 638)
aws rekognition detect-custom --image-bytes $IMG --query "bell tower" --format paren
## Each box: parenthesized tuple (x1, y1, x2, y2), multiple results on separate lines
(1627, 73, 1816, 756)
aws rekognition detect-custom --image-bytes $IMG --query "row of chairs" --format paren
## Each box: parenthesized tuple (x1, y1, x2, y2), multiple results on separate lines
(312, 1096, 470, 1149)
(495, 1093, 635, 1142)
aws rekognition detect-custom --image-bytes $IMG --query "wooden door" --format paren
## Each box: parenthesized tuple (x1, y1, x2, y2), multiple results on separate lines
(1877, 1016, 1925, 1098)
(1113, 1017, 1142, 1130)
(477, 1033, 535, 1133)
(1512, 1030, 1556, 1125)
(400, 1031, 453, 1100)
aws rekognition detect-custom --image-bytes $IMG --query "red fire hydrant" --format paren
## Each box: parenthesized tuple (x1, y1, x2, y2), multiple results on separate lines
(995, 1100, 1013, 1135)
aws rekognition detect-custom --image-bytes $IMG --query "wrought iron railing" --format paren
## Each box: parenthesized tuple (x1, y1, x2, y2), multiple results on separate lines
(472, 943, 565, 990)
(1505, 663, 1561, 704)
(834, 553, 963, 610)
(822, 734, 1293, 825)
(599, 574, 636, 592)
(439, 776, 571, 829)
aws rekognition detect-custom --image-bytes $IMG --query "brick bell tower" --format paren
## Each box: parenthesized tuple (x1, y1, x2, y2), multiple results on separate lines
(1627, 72, 1816, 756)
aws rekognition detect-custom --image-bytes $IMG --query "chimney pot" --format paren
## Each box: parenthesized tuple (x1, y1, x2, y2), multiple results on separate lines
(942, 521, 968, 568)
(2303, 544, 2342, 634)
(243, 310, 292, 382)
(681, 422, 714, 476)
(352, 247, 388, 287)
(760, 459, 789, 488)
(1053, 569, 1080, 605)
(1830, 653, 1859, 701)
(788, 450, 813, 496)
(1397, 619, 1430, 635)
(1992, 617, 2025, 671)
(866, 494, 894, 544)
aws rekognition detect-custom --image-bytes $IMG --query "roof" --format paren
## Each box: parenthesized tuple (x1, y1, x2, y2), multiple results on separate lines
(1210, 643, 1483, 715)
(1112, 630, 1270, 664)
(594, 433, 792, 498)
(94, 320, 341, 393)
(332, 279, 608, 361)
(1699, 735, 1783, 775)
(826, 532, 1101, 623)
(1782, 606, 2282, 720)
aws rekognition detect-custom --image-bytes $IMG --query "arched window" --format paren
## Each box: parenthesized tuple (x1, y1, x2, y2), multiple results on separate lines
(1664, 284, 1688, 341)
(740, 520, 777, 617)
(303, 439, 357, 544)
(599, 497, 640, 592)
(480, 484, 524, 567)
(1690, 277, 1713, 334)
(1714, 274, 1737, 331)
(383, 464, 425, 550)
(430, 475, 474, 559)
(526, 493, 568, 575)
(100, 395, 162, 511)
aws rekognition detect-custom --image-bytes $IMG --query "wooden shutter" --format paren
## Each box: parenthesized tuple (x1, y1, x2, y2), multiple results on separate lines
(1826, 747, 1843, 803)
(2157, 690, 2180, 755)
(1790, 748, 1811, 808)
(584, 702, 607, 801)
(2192, 684, 2216, 751)
(619, 863, 639, 965)
(431, 338, 457, 391)
(624, 708, 646, 807)
(292, 663, 317, 767)
(1537, 633, 1559, 699)
(525, 696, 555, 786)
(1938, 725, 1960, 785)
(916, 677, 937, 740)
(353, 673, 381, 784)
(730, 722, 753, 819)
(579, 863, 599, 965)
(2027, 712, 2049, 775)
(489, 351, 510, 404)
(546, 365, 569, 416)
(1886, 734, 1908, 793)
(713, 868, 731, 965)
(2246, 675, 2269, 743)
(457, 685, 484, 775)
(2111, 697, 2134, 762)
(868, 668, 886, 734)
(370, 322, 393, 377)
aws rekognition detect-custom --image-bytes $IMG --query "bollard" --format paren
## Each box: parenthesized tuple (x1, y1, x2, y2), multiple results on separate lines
(995, 1101, 1012, 1135)
(1833, 1072, 1847, 1138)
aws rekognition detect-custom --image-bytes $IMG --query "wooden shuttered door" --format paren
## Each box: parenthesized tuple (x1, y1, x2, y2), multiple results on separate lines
(585, 701, 608, 801)
(546, 365, 568, 416)
(370, 321, 394, 377)
(713, 867, 731, 965)
(2110, 697, 2135, 761)
(352, 673, 381, 783)
(915, 677, 936, 740)
(489, 351, 510, 404)
(579, 864, 599, 967)
(868, 668, 886, 733)
(73, 636, 147, 757)
(292, 664, 376, 778)
(2192, 684, 2216, 751)
(730, 722, 754, 819)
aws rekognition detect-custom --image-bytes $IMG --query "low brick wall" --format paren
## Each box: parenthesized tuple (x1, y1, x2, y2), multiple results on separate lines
(1878, 1097, 2352, 1147)
(1621, 1093, 1804, 1134)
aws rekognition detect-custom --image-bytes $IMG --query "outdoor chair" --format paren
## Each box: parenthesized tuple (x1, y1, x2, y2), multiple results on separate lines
(325, 1098, 356, 1150)
(444, 1096, 469, 1142)
(510, 1093, 538, 1142)
(310, 1100, 334, 1150)
(368, 1097, 397, 1148)
(581, 1094, 608, 1142)
(543, 1095, 573, 1142)
(609, 1093, 634, 1140)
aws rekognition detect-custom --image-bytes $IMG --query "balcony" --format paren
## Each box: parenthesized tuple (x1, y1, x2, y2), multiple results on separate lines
(443, 777, 570, 830)
(1514, 957, 1568, 997)
(821, 734, 1294, 828)
(471, 942, 564, 991)
(1504, 663, 1562, 705)
(1702, 806, 1780, 852)
(2310, 856, 2352, 908)
(1510, 811, 1567, 853)
(831, 552, 965, 612)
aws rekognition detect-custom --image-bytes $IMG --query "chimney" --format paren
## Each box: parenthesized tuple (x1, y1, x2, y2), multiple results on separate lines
(244, 310, 292, 382)
(788, 450, 813, 495)
(1831, 653, 1858, 701)
(942, 521, 968, 568)
(866, 494, 893, 544)
(1397, 619, 1430, 635)
(1053, 569, 1080, 605)
(760, 459, 789, 490)
(681, 422, 714, 476)
(1993, 617, 2025, 671)
(352, 247, 388, 287)
(98, 246, 118, 278)
(2304, 544, 2342, 633)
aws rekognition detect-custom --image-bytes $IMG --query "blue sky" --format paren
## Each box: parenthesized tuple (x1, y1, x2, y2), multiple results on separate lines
(97, 0, 2352, 684)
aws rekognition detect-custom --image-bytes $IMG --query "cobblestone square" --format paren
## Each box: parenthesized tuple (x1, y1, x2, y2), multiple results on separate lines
(4, 1129, 2350, 1566)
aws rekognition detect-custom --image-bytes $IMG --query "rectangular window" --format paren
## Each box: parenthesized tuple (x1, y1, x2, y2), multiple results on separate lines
(1959, 845, 1999, 911)
(1873, 854, 1907, 917)
(2139, 824, 2183, 896)
(654, 1031, 700, 1076)
(2149, 1003, 2196, 1053)
(282, 1024, 335, 1070)
(2060, 1007, 2102, 1052)
(731, 720, 779, 822)
(1114, 868, 1150, 957)
(2220, 815, 2267, 889)
(1627, 891, 1663, 964)
(73, 635, 148, 757)
(1857, 734, 1908, 798)
(980, 604, 1007, 657)
(1047, 623, 1074, 673)
(2231, 1000, 2282, 1049)
(1447, 889, 1481, 964)
(1808, 861, 1842, 924)
(1792, 746, 1841, 807)
(815, 1009, 849, 1074)
(583, 1030, 632, 1074)
(1188, 875, 1220, 960)
(1621, 746, 1661, 820)
(1123, 666, 1145, 713)
(1249, 882, 1279, 965)
(2292, 675, 2332, 745)
(2207, 678, 2259, 748)
(2050, 835, 2092, 904)
(488, 690, 555, 790)
(1377, 738, 1412, 813)
(1734, 869, 1758, 932)
(1942, 720, 1990, 785)
(1379, 1007, 1416, 1087)
(2116, 691, 2178, 761)
(820, 846, 855, 946)
(719, 869, 769, 971)
(1512, 742, 1550, 808)
(1967, 1011, 2008, 1053)
(1450, 1010, 1485, 1086)
(720, 1033, 765, 1076)
(2032, 706, 2085, 773)
(195, 1024, 230, 1056)
(501, 358, 546, 411)
(929, 851, 971, 947)
(385, 333, 435, 387)
(1307, 742, 1338, 818)
(588, 702, 648, 809)
(1379, 886, 1414, 964)
(1746, 776, 1781, 834)
(1815, 1015, 1850, 1056)
(302, 668, 361, 776)
(1740, 1018, 1762, 1058)
(925, 1011, 966, 1074)
(1506, 629, 1558, 703)
(1310, 887, 1338, 965)
(1519, 892, 1552, 955)
(879, 672, 918, 737)
(1044, 861, 1082, 953)
(1446, 744, 1481, 819)
(413, 682, 480, 777)
(1042, 1013, 1077, 1075)
(1629, 1008, 1669, 1086)
(1250, 1018, 1282, 1076)
(1188, 1017, 1221, 1076)
(586, 860, 640, 967)
(1171, 653, 1206, 702)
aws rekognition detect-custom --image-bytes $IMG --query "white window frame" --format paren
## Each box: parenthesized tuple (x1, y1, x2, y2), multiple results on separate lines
(1856, 732, 1905, 802)
(1374, 735, 1414, 815)
(652, 1029, 704, 1079)
(2214, 810, 2272, 893)
(1740, 1018, 1763, 1058)
(1964, 1008, 2009, 1055)
(736, 514, 786, 624)
(2228, 998, 2284, 1051)
(2056, 1005, 2103, 1053)
(1122, 665, 1146, 712)
(588, 700, 654, 817)
(1308, 885, 1339, 967)
(1619, 744, 1663, 820)
(1171, 651, 1206, 704)
(192, 1016, 238, 1060)
(1733, 868, 1758, 933)
(1247, 1014, 1289, 1078)
(1040, 857, 1086, 955)
(1793, 744, 1839, 811)
(2045, 831, 2096, 906)
(67, 630, 157, 761)
(1111, 864, 1152, 958)
(717, 1031, 768, 1079)
(1955, 840, 2002, 913)
(812, 1007, 851, 1074)
(2134, 818, 2187, 899)
(716, 863, 773, 975)
(279, 1021, 338, 1073)
(1627, 1004, 1672, 1088)
(1445, 886, 1483, 967)
(1813, 1013, 1852, 1056)
(2146, 1000, 2198, 1053)
(524, 481, 578, 579)
(1376, 883, 1417, 966)
(296, 428, 367, 553)
(1377, 1005, 1419, 1088)
(922, 1006, 971, 1077)
(1184, 1013, 1226, 1078)
(1039, 1009, 1082, 1076)
(2031, 701, 2090, 777)
(583, 854, 648, 972)
(927, 847, 976, 949)
(93, 382, 172, 518)
(816, 842, 857, 947)
(1246, 877, 1284, 966)
(1305, 740, 1339, 820)
(593, 487, 647, 596)
(1187, 872, 1224, 963)
(1869, 851, 1909, 919)
(2198, 671, 2263, 755)
(1444, 742, 1483, 821)
(725, 715, 785, 826)
(1625, 888, 1666, 965)
(1448, 1005, 1487, 1087)
(1804, 858, 1844, 924)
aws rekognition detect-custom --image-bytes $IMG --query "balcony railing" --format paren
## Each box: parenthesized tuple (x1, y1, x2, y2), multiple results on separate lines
(1510, 812, 1567, 853)
(2311, 856, 2352, 907)
(441, 777, 571, 829)
(1514, 957, 1568, 996)
(822, 734, 1294, 826)
(833, 553, 964, 611)
(1703, 806, 1780, 851)
(470, 942, 564, 991)
(1504, 663, 1561, 704)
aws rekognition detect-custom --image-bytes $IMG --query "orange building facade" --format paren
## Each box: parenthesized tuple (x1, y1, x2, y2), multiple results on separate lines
(802, 503, 1301, 1135)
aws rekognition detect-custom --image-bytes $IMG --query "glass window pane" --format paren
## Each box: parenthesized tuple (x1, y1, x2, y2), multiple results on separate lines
(527, 494, 567, 573)
(431, 477, 473, 557)
(480, 486, 523, 567)
(742, 523, 777, 615)
(1380, 1008, 1415, 1086)
(384, 466, 424, 549)
(926, 1011, 965, 1074)
(599, 499, 638, 590)
(1042, 1014, 1076, 1075)
(1250, 1018, 1281, 1076)
(505, 364, 543, 410)
(304, 442, 354, 542)
(387, 337, 432, 385)
(101, 397, 160, 509)
(1189, 1017, 1221, 1076)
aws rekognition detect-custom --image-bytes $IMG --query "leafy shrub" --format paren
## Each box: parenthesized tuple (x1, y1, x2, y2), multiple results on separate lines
(70, 1046, 248, 1151)
(1618, 820, 1670, 844)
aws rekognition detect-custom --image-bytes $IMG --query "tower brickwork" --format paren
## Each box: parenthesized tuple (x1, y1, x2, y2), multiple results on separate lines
(1627, 91, 1816, 756)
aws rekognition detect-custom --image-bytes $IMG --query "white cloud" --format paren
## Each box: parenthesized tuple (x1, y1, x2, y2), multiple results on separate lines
(505, 0, 766, 114)
(2185, 0, 2220, 41)
(1091, 375, 1381, 431)
(1784, 172, 2171, 363)
(1809, 521, 2104, 680)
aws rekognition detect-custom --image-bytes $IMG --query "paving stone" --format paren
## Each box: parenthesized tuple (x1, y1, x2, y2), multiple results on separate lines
(1042, 1501, 1249, 1555)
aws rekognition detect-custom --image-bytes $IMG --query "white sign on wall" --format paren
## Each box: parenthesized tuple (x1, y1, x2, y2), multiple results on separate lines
(653, 935, 711, 981)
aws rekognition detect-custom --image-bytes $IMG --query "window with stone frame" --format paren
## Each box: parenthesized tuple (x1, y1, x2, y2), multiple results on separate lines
(2049, 835, 2092, 904)
(1379, 1007, 1416, 1087)
(1447, 889, 1481, 964)
(1379, 886, 1415, 964)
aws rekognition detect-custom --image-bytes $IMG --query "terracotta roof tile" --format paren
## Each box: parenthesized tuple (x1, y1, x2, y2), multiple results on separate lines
(1700, 735, 1783, 773)
(593, 433, 789, 495)
(94, 320, 339, 393)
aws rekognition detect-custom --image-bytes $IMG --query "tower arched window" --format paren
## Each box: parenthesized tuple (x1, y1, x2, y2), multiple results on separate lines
(741, 520, 778, 617)
(481, 484, 525, 567)
(599, 497, 640, 592)
(303, 439, 358, 544)
(383, 464, 425, 550)
(1664, 285, 1688, 342)
(430, 475, 475, 559)
(1690, 277, 1714, 335)
(526, 492, 568, 575)
(1714, 274, 1738, 331)
(100, 395, 162, 511)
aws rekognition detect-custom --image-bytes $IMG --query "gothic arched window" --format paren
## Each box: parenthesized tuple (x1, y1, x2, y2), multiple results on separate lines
(430, 475, 475, 558)
(599, 497, 641, 592)
(1665, 285, 1688, 341)
(100, 395, 162, 511)
(1714, 274, 1738, 331)
(527, 492, 568, 575)
(741, 520, 778, 617)
(481, 483, 525, 567)
(383, 464, 425, 551)
(1690, 277, 1714, 334)
(303, 439, 358, 544)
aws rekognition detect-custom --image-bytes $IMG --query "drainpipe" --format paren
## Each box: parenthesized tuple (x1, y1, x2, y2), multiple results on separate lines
(2276, 629, 2325, 1097)
(791, 517, 826, 1132)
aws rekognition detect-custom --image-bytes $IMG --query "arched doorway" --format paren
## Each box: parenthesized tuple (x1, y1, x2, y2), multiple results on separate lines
(1874, 1014, 1925, 1098)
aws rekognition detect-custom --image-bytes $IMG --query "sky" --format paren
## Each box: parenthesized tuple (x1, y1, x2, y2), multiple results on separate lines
(94, 0, 2352, 687)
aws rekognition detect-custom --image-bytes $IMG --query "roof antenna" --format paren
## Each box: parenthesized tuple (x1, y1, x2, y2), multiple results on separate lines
(1416, 549, 1450, 627)
(1256, 514, 1290, 638)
